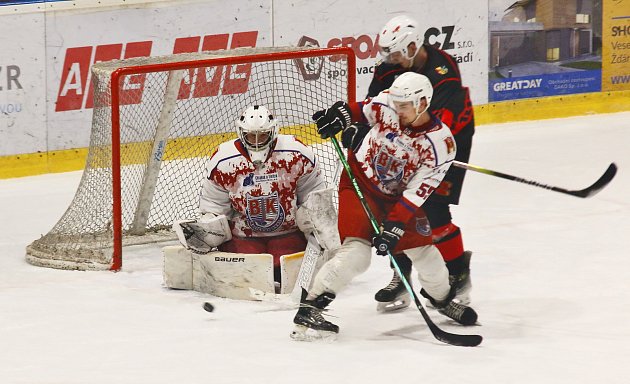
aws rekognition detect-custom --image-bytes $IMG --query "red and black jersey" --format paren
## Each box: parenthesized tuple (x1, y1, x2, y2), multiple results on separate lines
(367, 44, 474, 137)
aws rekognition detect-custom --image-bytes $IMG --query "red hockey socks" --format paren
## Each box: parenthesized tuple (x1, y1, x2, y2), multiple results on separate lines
(432, 223, 464, 262)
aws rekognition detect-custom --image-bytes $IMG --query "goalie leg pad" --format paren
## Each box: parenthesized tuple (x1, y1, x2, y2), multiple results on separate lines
(164, 246, 312, 300)
(279, 251, 305, 295)
(162, 245, 194, 290)
(193, 251, 275, 300)
(266, 231, 308, 267)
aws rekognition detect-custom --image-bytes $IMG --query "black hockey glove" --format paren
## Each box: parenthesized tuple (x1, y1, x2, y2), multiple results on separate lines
(372, 221, 405, 256)
(312, 101, 352, 139)
(341, 122, 371, 151)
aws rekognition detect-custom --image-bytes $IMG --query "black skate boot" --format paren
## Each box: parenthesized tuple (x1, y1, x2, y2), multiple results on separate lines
(446, 251, 472, 305)
(374, 255, 412, 312)
(421, 288, 478, 326)
(291, 289, 338, 341)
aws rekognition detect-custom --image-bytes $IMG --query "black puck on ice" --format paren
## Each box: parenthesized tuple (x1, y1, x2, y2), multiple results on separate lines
(203, 302, 215, 312)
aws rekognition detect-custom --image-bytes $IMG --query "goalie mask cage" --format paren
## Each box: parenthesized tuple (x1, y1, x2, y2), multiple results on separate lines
(26, 46, 356, 271)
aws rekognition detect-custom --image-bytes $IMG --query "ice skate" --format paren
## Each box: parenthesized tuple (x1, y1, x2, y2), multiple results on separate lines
(374, 270, 411, 312)
(437, 300, 478, 325)
(421, 288, 478, 326)
(290, 289, 338, 341)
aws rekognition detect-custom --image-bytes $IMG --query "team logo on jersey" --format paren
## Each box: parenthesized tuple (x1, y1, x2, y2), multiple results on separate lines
(373, 147, 406, 185)
(245, 191, 285, 232)
(415, 216, 432, 236)
(435, 65, 448, 75)
(243, 173, 255, 187)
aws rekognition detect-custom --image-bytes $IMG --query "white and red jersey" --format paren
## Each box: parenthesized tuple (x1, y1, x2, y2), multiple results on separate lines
(350, 91, 456, 224)
(199, 134, 325, 238)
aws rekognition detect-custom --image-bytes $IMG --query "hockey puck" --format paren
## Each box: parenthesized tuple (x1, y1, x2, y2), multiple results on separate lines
(202, 302, 215, 312)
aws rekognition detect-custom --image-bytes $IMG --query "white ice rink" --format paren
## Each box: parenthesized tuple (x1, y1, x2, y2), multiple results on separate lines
(1, 112, 629, 384)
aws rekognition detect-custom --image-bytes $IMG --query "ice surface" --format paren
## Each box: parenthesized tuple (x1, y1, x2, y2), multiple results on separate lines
(1, 112, 629, 383)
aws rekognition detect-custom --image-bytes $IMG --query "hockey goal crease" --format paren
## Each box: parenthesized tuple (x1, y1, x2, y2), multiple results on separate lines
(26, 46, 356, 271)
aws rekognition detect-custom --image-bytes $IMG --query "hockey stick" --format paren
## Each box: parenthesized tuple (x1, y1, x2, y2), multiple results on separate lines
(329, 136, 482, 347)
(290, 234, 326, 303)
(453, 161, 617, 198)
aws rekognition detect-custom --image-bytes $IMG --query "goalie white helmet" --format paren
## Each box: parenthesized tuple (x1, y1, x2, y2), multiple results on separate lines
(377, 15, 421, 64)
(388, 72, 433, 116)
(236, 105, 279, 164)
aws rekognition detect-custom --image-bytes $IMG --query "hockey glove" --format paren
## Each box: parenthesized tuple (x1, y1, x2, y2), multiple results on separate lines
(178, 221, 214, 254)
(341, 122, 371, 151)
(372, 221, 405, 256)
(312, 101, 352, 139)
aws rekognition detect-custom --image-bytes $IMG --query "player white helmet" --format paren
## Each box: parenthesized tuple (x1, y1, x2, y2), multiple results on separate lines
(236, 105, 279, 164)
(388, 72, 433, 116)
(377, 15, 421, 64)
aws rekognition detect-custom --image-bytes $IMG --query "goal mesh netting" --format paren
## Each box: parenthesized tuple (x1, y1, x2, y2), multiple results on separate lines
(26, 46, 356, 271)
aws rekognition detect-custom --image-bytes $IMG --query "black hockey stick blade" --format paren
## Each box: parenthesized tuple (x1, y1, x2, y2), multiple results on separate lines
(413, 296, 483, 347)
(453, 161, 617, 199)
(565, 162, 617, 198)
(429, 322, 483, 347)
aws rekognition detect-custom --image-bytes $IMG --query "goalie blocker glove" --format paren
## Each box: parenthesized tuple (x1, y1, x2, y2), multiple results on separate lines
(341, 122, 371, 151)
(312, 101, 352, 139)
(372, 221, 405, 256)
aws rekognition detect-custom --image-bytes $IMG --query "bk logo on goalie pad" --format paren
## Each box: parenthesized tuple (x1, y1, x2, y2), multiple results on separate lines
(373, 148, 406, 185)
(246, 192, 285, 232)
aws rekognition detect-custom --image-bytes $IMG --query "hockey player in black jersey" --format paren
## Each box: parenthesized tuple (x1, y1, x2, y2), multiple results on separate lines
(370, 15, 475, 311)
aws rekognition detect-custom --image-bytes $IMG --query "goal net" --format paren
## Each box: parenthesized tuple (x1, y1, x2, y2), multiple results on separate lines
(26, 46, 356, 271)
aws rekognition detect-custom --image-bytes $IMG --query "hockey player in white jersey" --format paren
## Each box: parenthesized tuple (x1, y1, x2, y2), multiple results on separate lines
(175, 105, 326, 283)
(291, 73, 478, 340)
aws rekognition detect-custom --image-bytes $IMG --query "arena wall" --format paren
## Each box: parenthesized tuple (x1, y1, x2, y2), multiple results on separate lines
(1, 0, 628, 178)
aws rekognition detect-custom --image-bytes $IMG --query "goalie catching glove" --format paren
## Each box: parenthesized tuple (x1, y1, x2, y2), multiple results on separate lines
(372, 221, 405, 256)
(312, 101, 352, 139)
(173, 214, 232, 254)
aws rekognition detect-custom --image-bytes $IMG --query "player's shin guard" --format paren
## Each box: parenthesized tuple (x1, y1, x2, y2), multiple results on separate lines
(420, 287, 478, 326)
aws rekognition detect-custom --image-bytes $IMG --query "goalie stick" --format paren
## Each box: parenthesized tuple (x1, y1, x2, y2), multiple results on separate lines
(330, 136, 482, 347)
(453, 161, 617, 198)
(290, 234, 326, 303)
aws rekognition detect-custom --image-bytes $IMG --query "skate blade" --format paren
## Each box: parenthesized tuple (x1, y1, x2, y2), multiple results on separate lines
(290, 325, 338, 342)
(376, 293, 410, 312)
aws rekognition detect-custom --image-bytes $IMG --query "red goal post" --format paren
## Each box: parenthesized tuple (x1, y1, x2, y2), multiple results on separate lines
(26, 46, 356, 271)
